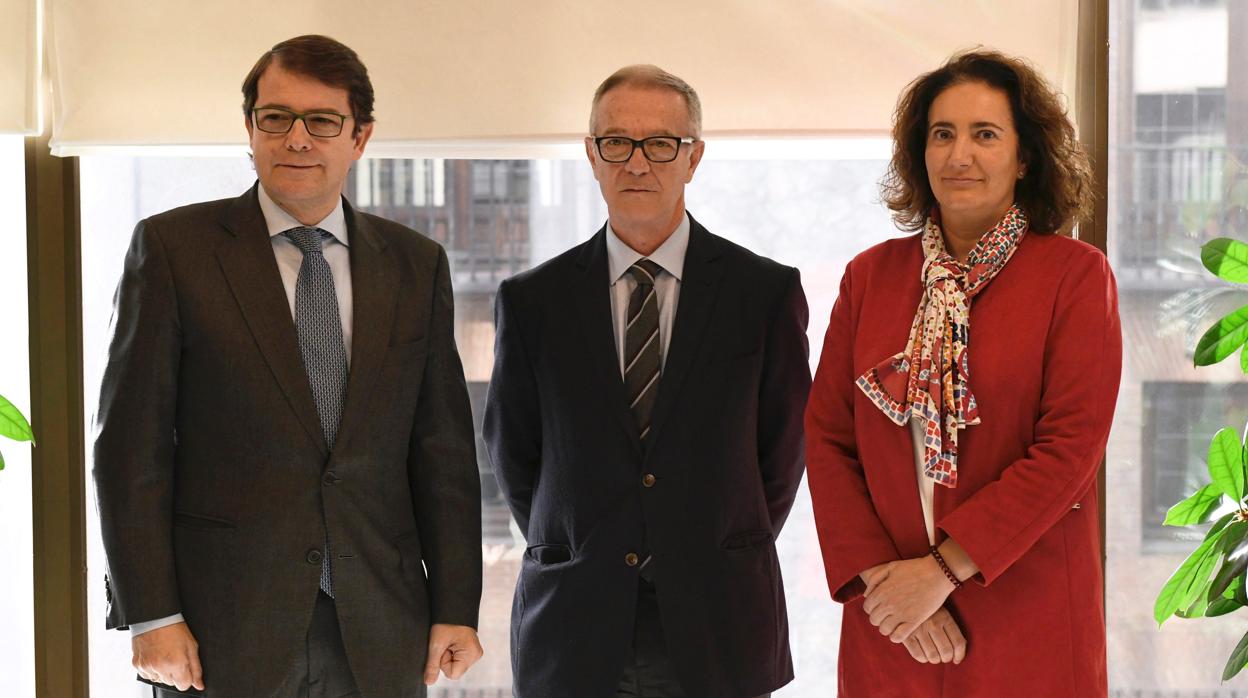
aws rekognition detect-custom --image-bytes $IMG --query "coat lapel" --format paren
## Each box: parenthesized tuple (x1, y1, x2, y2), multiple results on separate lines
(573, 228, 644, 457)
(330, 203, 398, 460)
(216, 185, 328, 456)
(645, 216, 725, 453)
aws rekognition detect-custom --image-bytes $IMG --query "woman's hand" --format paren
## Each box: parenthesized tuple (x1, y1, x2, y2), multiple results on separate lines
(862, 555, 956, 642)
(901, 607, 966, 664)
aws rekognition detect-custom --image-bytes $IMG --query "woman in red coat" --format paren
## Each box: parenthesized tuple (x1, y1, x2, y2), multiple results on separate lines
(806, 50, 1122, 696)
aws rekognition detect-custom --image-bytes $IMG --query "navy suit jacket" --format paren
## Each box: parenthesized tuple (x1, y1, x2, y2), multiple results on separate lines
(483, 215, 810, 698)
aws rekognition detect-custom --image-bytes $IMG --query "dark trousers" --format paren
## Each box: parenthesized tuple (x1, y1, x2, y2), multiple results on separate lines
(154, 591, 361, 698)
(616, 579, 771, 698)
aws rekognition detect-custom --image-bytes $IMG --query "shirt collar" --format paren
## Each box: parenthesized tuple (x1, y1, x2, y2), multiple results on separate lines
(257, 183, 350, 247)
(606, 212, 690, 285)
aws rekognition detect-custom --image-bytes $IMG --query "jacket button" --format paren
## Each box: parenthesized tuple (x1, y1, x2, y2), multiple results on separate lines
(642, 473, 656, 488)
(323, 471, 341, 486)
(306, 549, 324, 564)
(625, 552, 640, 567)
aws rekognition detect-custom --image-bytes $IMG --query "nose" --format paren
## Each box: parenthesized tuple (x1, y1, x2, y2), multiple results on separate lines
(948, 134, 972, 168)
(284, 118, 313, 151)
(624, 143, 651, 175)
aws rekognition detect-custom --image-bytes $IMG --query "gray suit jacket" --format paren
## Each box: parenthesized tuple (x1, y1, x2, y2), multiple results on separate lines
(93, 184, 482, 697)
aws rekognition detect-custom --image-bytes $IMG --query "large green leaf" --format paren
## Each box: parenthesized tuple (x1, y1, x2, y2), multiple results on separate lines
(0, 393, 33, 444)
(1165, 483, 1224, 526)
(1156, 514, 1234, 625)
(1202, 238, 1248, 283)
(1209, 429, 1246, 502)
(1211, 524, 1248, 600)
(1225, 628, 1248, 681)
(1207, 596, 1244, 617)
(1195, 305, 1248, 367)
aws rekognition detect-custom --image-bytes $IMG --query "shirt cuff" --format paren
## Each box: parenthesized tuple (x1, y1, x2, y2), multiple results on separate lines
(129, 613, 184, 637)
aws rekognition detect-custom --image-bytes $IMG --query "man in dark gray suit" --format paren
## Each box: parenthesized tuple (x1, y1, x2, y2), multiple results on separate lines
(94, 35, 483, 696)
(484, 65, 810, 698)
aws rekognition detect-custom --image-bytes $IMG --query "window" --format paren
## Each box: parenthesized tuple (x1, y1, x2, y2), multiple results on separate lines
(80, 148, 892, 695)
(1106, 0, 1248, 691)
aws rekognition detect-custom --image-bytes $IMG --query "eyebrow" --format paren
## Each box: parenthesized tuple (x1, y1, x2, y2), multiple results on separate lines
(256, 102, 345, 114)
(599, 127, 679, 137)
(929, 121, 1006, 131)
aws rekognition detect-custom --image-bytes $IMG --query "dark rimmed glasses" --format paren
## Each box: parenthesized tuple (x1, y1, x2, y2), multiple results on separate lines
(251, 107, 353, 138)
(592, 135, 697, 163)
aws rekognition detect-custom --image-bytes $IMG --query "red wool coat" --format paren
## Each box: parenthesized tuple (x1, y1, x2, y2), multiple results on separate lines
(806, 231, 1121, 697)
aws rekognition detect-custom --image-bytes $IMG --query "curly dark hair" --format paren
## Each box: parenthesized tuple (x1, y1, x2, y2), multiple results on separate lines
(241, 35, 375, 137)
(880, 49, 1094, 234)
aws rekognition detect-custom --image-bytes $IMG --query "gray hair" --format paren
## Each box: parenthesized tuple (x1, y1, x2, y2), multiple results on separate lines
(589, 64, 703, 138)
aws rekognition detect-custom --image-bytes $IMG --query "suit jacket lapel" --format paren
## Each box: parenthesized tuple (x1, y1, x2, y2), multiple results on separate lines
(573, 228, 644, 457)
(646, 216, 725, 453)
(216, 185, 328, 456)
(331, 203, 398, 459)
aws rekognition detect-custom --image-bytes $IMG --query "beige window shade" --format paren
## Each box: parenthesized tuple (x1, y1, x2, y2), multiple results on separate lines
(1, 0, 40, 135)
(47, 0, 1077, 157)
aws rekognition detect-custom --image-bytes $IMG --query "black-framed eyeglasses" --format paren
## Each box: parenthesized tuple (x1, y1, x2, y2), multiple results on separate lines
(251, 107, 353, 138)
(592, 135, 697, 163)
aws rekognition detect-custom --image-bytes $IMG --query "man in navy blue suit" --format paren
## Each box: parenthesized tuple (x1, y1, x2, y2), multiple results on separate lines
(484, 64, 811, 698)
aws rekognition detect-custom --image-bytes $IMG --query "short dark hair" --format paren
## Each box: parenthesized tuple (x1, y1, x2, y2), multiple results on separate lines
(241, 35, 375, 136)
(880, 49, 1094, 234)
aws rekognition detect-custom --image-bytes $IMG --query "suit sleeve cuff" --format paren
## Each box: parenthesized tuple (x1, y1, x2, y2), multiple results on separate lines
(128, 612, 184, 637)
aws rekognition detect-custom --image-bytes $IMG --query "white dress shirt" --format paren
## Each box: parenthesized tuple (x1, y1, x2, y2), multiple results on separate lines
(910, 419, 936, 545)
(605, 213, 690, 377)
(130, 185, 355, 637)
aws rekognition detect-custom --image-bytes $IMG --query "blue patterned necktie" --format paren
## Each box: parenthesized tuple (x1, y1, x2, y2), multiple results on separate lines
(283, 226, 349, 597)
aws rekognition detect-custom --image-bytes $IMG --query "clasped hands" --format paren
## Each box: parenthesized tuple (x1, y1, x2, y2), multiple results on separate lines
(860, 556, 966, 665)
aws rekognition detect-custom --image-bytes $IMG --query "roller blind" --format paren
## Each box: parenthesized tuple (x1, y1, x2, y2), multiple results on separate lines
(1, 0, 40, 135)
(47, 0, 1078, 156)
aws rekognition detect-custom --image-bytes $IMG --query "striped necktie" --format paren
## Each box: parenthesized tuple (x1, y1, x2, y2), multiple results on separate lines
(283, 225, 348, 597)
(624, 259, 664, 442)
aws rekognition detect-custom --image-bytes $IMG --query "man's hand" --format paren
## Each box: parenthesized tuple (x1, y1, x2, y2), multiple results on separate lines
(862, 555, 955, 643)
(423, 623, 483, 685)
(132, 621, 204, 692)
(900, 607, 967, 664)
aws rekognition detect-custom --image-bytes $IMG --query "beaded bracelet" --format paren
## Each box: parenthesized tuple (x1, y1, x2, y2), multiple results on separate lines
(930, 545, 963, 589)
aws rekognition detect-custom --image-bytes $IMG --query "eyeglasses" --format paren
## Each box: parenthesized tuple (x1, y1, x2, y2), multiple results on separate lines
(592, 135, 696, 163)
(251, 107, 352, 138)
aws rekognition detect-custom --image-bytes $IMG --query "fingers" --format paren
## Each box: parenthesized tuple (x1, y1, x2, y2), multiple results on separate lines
(189, 645, 205, 690)
(938, 614, 968, 664)
(423, 638, 446, 685)
(916, 628, 942, 663)
(888, 621, 917, 644)
(902, 635, 927, 663)
(928, 623, 954, 663)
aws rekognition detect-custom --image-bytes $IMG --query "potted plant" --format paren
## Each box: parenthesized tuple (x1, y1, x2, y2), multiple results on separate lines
(1156, 237, 1248, 679)
(0, 392, 33, 470)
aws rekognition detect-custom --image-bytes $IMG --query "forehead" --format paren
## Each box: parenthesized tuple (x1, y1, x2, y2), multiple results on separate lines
(255, 62, 351, 112)
(928, 81, 1014, 126)
(593, 85, 690, 135)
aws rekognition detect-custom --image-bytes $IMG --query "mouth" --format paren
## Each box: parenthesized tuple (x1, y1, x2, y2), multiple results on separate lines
(942, 177, 981, 185)
(277, 163, 319, 171)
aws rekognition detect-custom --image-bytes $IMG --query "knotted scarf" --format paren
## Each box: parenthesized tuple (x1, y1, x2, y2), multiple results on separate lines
(855, 204, 1028, 487)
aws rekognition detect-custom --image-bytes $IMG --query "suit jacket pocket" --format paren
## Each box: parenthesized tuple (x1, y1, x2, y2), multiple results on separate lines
(172, 510, 236, 531)
(394, 530, 424, 579)
(524, 543, 575, 566)
(722, 529, 773, 553)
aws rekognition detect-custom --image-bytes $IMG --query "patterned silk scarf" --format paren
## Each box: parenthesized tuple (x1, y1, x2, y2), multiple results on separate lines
(855, 204, 1028, 488)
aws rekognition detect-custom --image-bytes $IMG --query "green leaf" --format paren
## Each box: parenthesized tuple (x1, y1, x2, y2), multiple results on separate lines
(0, 393, 33, 444)
(1225, 628, 1248, 681)
(1207, 597, 1243, 617)
(1156, 514, 1235, 624)
(1202, 238, 1248, 283)
(1210, 523, 1248, 600)
(0, 447, 5, 471)
(1241, 343, 1248, 374)
(1209, 429, 1246, 502)
(1195, 305, 1248, 367)
(1165, 483, 1225, 526)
